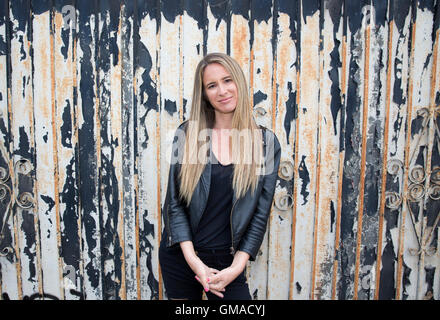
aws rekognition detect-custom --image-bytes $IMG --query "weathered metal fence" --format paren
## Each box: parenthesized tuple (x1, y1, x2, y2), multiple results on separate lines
(0, 0, 439, 300)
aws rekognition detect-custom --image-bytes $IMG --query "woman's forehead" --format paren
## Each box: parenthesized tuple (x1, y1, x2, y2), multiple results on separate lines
(203, 63, 231, 83)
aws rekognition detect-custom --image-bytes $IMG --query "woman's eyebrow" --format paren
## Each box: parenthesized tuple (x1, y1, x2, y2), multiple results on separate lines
(206, 76, 231, 85)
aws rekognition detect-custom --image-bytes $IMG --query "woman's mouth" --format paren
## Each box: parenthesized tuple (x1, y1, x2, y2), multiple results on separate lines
(218, 97, 232, 103)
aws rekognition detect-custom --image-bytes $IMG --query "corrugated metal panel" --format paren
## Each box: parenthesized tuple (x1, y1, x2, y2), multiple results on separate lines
(0, 0, 439, 300)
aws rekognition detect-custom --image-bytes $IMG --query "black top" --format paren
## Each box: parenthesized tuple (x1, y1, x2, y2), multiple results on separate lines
(192, 155, 233, 250)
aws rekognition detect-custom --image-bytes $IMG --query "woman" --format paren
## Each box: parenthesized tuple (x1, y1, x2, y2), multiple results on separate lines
(159, 53, 281, 300)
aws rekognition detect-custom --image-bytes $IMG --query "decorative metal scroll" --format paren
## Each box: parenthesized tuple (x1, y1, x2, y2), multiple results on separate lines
(385, 106, 440, 257)
(274, 160, 295, 211)
(0, 158, 35, 258)
(0, 162, 13, 257)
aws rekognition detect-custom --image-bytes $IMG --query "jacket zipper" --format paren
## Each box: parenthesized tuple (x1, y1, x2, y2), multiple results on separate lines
(230, 198, 237, 255)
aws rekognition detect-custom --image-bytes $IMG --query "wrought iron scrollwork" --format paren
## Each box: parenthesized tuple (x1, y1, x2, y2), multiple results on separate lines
(275, 161, 294, 212)
(279, 160, 294, 181)
(274, 191, 293, 211)
(0, 158, 35, 259)
(385, 104, 440, 258)
(0, 162, 13, 257)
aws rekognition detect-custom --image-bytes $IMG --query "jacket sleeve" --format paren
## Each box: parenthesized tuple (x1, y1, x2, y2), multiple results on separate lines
(238, 129, 281, 261)
(163, 123, 193, 248)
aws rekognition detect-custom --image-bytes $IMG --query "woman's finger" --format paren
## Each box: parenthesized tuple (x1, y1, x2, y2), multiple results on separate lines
(195, 275, 210, 292)
(209, 289, 224, 298)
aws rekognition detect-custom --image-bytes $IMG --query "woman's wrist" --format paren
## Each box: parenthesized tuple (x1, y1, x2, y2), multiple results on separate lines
(230, 250, 250, 275)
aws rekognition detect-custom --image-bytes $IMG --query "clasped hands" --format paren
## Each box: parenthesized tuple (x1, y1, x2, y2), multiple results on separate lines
(193, 261, 241, 298)
(180, 241, 250, 299)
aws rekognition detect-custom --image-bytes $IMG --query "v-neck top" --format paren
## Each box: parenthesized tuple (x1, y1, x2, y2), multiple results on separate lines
(192, 153, 234, 250)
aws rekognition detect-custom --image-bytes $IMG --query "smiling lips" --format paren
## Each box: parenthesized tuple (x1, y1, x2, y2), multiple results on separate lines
(218, 97, 233, 103)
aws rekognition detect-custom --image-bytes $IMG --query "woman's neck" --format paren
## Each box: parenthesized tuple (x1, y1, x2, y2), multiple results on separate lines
(213, 112, 233, 130)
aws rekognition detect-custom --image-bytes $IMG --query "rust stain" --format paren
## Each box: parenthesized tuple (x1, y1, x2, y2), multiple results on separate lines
(311, 39, 325, 300)
(353, 24, 370, 300)
(156, 26, 163, 299)
(341, 36, 347, 96)
(232, 17, 249, 71)
(134, 171, 141, 300)
(375, 20, 394, 300)
(429, 30, 440, 105)
(289, 66, 301, 300)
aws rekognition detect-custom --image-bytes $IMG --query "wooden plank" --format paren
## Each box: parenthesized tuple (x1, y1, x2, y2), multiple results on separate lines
(352, 0, 390, 300)
(135, 0, 160, 300)
(403, 0, 436, 300)
(96, 0, 124, 300)
(230, 0, 250, 85)
(31, 2, 63, 299)
(312, 0, 344, 300)
(9, 0, 43, 299)
(206, 0, 227, 53)
(376, 0, 412, 300)
(336, 0, 369, 300)
(159, 0, 183, 299)
(289, 0, 320, 300)
(429, 1, 440, 300)
(76, 0, 102, 300)
(183, 0, 204, 122)
(0, 0, 20, 301)
(53, 0, 83, 300)
(121, 0, 138, 300)
(246, 0, 273, 300)
(392, 0, 415, 300)
(266, 0, 297, 300)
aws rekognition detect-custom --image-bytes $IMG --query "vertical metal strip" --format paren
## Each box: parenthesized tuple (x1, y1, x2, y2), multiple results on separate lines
(155, 0, 162, 299)
(49, 5, 64, 301)
(288, 0, 301, 298)
(310, 2, 323, 299)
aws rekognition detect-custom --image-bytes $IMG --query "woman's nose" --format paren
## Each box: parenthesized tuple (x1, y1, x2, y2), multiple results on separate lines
(218, 83, 227, 95)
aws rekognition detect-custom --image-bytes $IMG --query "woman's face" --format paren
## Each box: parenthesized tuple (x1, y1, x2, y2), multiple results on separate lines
(202, 63, 238, 115)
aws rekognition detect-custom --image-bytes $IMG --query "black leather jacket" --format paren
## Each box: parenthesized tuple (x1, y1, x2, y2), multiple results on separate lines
(162, 121, 281, 261)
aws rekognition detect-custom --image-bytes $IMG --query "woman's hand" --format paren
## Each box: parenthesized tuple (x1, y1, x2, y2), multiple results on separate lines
(179, 241, 223, 297)
(206, 251, 251, 298)
(206, 266, 240, 294)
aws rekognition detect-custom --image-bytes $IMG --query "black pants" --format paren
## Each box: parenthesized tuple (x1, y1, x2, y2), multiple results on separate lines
(159, 239, 251, 300)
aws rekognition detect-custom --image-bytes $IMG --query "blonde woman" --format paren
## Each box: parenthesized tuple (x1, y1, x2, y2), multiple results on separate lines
(159, 53, 281, 300)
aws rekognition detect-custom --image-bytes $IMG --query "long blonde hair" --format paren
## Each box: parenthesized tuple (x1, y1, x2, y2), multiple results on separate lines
(179, 53, 264, 206)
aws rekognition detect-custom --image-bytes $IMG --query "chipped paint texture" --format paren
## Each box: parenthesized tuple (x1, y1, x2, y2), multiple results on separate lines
(0, 0, 439, 300)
